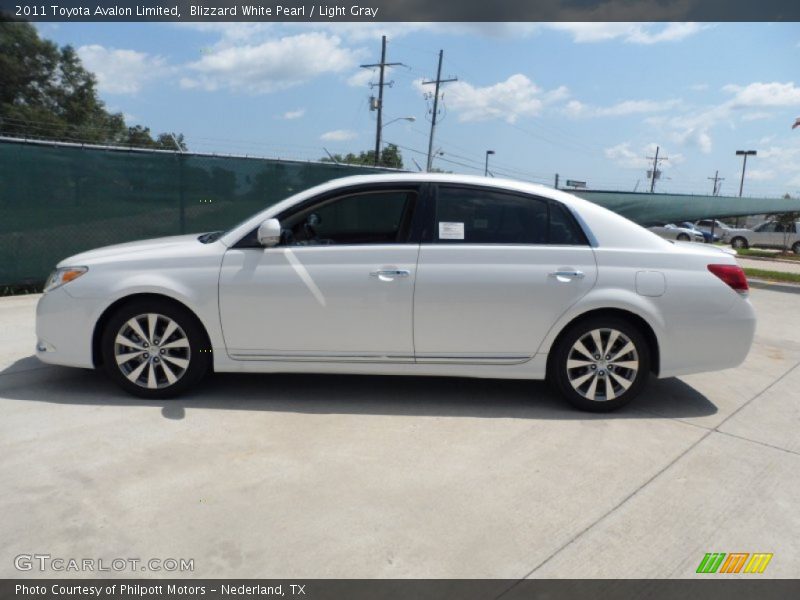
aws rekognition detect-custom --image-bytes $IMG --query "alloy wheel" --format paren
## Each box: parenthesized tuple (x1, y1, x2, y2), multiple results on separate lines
(113, 313, 191, 389)
(565, 328, 639, 402)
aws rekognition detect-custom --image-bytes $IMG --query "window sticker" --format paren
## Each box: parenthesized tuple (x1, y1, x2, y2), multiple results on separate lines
(439, 222, 465, 240)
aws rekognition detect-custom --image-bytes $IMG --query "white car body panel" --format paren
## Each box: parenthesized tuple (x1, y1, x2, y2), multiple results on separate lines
(219, 244, 418, 360)
(36, 174, 756, 385)
(413, 245, 597, 360)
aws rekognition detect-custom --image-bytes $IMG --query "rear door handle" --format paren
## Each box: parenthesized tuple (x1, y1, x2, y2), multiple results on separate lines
(549, 270, 585, 280)
(370, 269, 410, 280)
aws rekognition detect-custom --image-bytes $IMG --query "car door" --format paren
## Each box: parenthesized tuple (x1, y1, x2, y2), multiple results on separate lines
(751, 222, 777, 247)
(413, 185, 597, 363)
(218, 186, 422, 361)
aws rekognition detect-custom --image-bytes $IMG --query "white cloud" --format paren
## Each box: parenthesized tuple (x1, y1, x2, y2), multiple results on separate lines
(741, 112, 774, 121)
(418, 74, 566, 124)
(723, 81, 800, 108)
(566, 98, 681, 118)
(747, 169, 776, 181)
(604, 142, 684, 169)
(320, 129, 357, 141)
(669, 127, 713, 154)
(753, 144, 800, 188)
(655, 81, 800, 155)
(77, 45, 167, 94)
(281, 109, 305, 120)
(547, 22, 708, 44)
(181, 32, 363, 94)
(347, 69, 375, 88)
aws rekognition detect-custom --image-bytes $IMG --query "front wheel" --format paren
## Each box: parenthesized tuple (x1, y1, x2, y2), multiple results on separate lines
(793, 242, 800, 255)
(550, 317, 651, 412)
(101, 300, 211, 399)
(676, 233, 690, 241)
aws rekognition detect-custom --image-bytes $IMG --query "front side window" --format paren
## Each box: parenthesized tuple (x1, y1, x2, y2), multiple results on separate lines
(756, 222, 777, 233)
(281, 190, 416, 246)
(434, 186, 586, 245)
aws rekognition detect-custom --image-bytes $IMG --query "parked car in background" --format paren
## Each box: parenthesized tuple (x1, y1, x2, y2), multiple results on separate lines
(647, 223, 705, 243)
(695, 219, 734, 243)
(36, 174, 756, 412)
(728, 220, 800, 253)
(679, 222, 718, 243)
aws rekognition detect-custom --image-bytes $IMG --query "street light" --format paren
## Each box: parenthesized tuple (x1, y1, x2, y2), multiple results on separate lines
(375, 116, 415, 166)
(381, 116, 416, 130)
(735, 150, 757, 197)
(484, 150, 495, 177)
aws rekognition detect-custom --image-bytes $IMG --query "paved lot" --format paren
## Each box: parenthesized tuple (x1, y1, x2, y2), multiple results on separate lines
(0, 290, 798, 579)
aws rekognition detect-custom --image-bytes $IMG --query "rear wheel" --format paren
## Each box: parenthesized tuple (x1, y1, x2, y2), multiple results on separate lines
(676, 233, 690, 241)
(793, 242, 800, 255)
(101, 299, 211, 399)
(550, 317, 651, 412)
(731, 237, 748, 250)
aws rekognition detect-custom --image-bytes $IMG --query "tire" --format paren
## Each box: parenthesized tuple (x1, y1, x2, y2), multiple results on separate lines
(793, 242, 800, 255)
(731, 237, 748, 250)
(101, 299, 211, 399)
(676, 233, 690, 241)
(550, 316, 651, 412)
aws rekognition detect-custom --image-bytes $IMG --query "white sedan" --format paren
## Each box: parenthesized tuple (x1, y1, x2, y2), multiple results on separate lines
(647, 223, 705, 243)
(36, 174, 756, 411)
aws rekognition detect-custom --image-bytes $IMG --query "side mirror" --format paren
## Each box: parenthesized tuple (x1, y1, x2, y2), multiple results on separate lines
(257, 218, 282, 247)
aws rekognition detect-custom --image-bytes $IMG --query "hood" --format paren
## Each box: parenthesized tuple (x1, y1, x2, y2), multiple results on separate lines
(58, 234, 204, 266)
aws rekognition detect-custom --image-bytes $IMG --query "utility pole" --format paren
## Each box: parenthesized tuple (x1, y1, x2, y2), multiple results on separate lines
(708, 170, 724, 196)
(735, 150, 757, 197)
(360, 36, 403, 166)
(646, 146, 668, 193)
(554, 173, 559, 189)
(422, 50, 457, 172)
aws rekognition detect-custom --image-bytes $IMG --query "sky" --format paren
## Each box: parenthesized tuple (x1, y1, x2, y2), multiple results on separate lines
(35, 21, 800, 198)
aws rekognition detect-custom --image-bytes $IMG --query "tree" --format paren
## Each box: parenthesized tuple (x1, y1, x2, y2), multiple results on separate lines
(0, 19, 185, 149)
(321, 144, 404, 169)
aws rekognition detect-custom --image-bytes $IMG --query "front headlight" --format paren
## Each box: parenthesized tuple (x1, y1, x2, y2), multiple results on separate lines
(44, 267, 88, 293)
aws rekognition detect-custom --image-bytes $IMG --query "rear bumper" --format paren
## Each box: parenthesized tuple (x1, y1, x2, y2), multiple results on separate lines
(658, 294, 756, 378)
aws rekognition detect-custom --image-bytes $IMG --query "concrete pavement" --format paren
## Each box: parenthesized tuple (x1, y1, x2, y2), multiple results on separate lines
(0, 291, 798, 579)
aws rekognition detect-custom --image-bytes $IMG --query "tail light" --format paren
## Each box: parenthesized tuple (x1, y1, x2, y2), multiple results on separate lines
(707, 264, 748, 294)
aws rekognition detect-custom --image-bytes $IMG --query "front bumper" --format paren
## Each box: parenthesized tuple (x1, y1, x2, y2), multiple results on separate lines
(35, 286, 102, 368)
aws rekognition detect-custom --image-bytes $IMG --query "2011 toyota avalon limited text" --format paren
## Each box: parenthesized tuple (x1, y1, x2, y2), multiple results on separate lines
(36, 174, 756, 411)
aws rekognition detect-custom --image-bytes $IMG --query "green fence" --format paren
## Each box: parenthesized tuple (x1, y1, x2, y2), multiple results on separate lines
(3, 137, 798, 287)
(0, 138, 387, 285)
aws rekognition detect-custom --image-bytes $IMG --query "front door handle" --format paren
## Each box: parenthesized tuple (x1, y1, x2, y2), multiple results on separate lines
(549, 270, 585, 280)
(370, 269, 410, 281)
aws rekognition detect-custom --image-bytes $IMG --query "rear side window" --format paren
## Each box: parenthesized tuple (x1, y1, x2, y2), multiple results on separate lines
(434, 186, 586, 245)
(549, 202, 587, 245)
